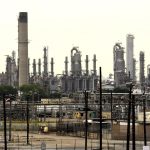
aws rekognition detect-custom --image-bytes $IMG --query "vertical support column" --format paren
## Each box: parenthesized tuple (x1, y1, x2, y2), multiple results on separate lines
(38, 59, 41, 76)
(99, 67, 102, 150)
(65, 56, 68, 76)
(85, 55, 89, 76)
(93, 55, 97, 76)
(132, 95, 135, 150)
(9, 98, 12, 141)
(110, 91, 113, 126)
(3, 94, 7, 150)
(51, 57, 54, 77)
(126, 84, 132, 150)
(143, 94, 147, 146)
(84, 90, 88, 150)
(26, 95, 29, 145)
(33, 59, 36, 76)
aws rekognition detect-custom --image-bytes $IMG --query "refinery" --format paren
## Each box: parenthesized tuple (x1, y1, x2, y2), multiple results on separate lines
(1, 12, 150, 93)
(0, 12, 150, 150)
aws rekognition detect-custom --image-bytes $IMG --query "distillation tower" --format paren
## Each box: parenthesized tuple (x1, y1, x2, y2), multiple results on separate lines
(113, 43, 126, 87)
(43, 47, 48, 77)
(71, 47, 82, 76)
(139, 51, 145, 87)
(50, 58, 54, 77)
(38, 59, 41, 76)
(147, 65, 150, 87)
(5, 51, 18, 87)
(126, 34, 136, 81)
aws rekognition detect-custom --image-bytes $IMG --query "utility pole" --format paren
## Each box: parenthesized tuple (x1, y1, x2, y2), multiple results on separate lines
(143, 92, 147, 146)
(110, 90, 113, 126)
(9, 96, 13, 141)
(132, 95, 135, 150)
(99, 67, 102, 150)
(3, 94, 7, 150)
(84, 90, 88, 150)
(126, 83, 132, 150)
(26, 95, 29, 145)
(126, 72, 132, 150)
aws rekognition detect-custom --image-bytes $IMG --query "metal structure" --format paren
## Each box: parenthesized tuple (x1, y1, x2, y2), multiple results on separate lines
(113, 43, 126, 87)
(50, 57, 54, 77)
(93, 54, 97, 76)
(18, 12, 29, 86)
(33, 59, 36, 76)
(139, 51, 145, 87)
(3, 12, 150, 92)
(126, 34, 136, 81)
(133, 58, 136, 82)
(64, 56, 68, 76)
(38, 59, 41, 76)
(1, 45, 99, 94)
(71, 46, 82, 76)
(5, 51, 18, 87)
(85, 55, 89, 76)
(43, 47, 48, 77)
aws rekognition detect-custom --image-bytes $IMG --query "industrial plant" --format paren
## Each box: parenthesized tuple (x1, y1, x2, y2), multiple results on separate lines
(1, 12, 150, 150)
(1, 12, 150, 94)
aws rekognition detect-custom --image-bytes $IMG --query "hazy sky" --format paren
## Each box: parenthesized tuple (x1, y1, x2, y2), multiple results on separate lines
(0, 0, 150, 78)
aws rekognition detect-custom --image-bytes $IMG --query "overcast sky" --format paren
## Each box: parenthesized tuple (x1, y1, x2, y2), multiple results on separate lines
(0, 0, 150, 78)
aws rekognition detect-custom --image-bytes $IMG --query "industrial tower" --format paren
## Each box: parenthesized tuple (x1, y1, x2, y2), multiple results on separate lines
(113, 43, 126, 87)
(139, 51, 145, 87)
(18, 12, 28, 86)
(126, 34, 135, 81)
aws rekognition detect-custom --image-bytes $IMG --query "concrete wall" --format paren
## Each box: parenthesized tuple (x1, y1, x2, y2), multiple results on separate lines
(112, 124, 150, 140)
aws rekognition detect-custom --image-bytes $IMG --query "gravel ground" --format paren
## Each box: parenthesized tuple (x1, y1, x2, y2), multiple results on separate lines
(0, 131, 149, 149)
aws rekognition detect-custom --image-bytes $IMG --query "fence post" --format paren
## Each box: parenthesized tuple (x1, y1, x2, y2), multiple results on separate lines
(91, 139, 93, 150)
(74, 139, 76, 150)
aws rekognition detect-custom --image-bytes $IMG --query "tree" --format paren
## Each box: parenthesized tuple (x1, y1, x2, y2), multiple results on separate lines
(19, 84, 46, 99)
(0, 85, 17, 96)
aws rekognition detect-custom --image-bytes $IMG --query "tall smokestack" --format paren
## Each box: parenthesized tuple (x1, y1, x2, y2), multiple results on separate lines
(18, 12, 28, 86)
